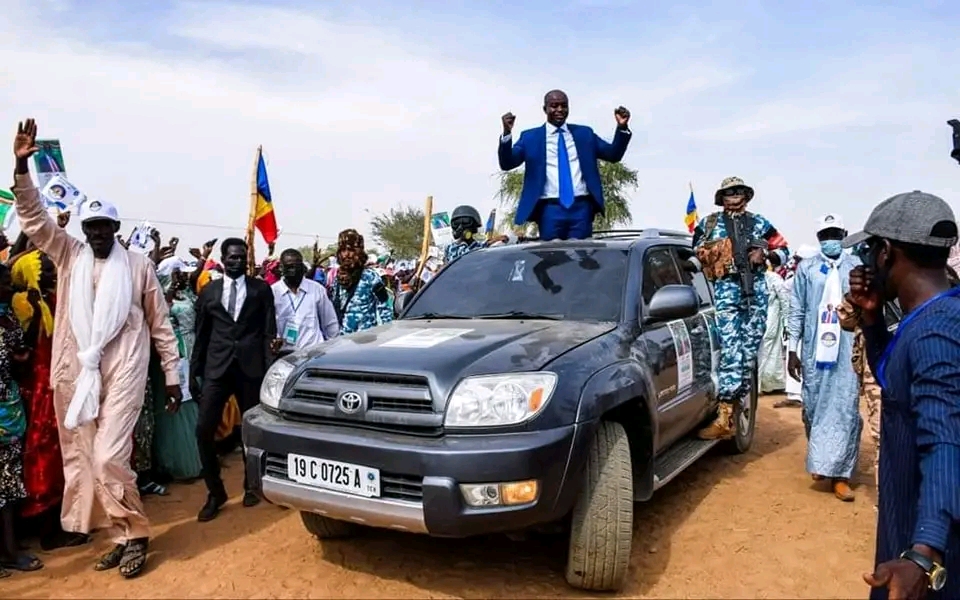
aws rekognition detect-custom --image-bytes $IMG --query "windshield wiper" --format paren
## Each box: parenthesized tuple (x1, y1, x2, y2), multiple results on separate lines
(472, 311, 564, 320)
(405, 313, 473, 320)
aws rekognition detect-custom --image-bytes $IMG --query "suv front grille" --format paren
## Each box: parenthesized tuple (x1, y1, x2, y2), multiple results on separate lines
(264, 453, 423, 502)
(282, 369, 443, 435)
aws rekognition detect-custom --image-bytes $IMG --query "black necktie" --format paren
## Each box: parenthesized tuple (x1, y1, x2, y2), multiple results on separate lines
(227, 279, 238, 319)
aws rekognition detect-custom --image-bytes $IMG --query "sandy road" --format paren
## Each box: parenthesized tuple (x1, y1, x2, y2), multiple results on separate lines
(5, 394, 879, 599)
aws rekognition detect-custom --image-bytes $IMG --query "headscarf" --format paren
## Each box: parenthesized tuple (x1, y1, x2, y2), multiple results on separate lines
(262, 258, 281, 285)
(336, 229, 367, 287)
(11, 250, 54, 337)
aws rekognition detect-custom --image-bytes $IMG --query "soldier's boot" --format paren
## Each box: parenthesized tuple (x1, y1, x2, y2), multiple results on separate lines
(698, 402, 736, 440)
(832, 479, 855, 502)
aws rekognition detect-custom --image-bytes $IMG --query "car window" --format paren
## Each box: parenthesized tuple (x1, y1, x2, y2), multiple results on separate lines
(642, 247, 683, 304)
(674, 247, 713, 306)
(404, 247, 628, 322)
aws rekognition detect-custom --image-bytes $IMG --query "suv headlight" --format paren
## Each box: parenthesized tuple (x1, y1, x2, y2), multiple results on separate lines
(444, 372, 558, 428)
(260, 359, 295, 409)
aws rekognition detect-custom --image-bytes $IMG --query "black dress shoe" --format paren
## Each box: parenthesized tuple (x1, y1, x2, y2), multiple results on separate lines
(242, 491, 261, 508)
(197, 494, 227, 522)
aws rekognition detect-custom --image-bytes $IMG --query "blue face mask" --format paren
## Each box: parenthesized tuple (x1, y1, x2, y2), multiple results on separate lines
(820, 240, 843, 258)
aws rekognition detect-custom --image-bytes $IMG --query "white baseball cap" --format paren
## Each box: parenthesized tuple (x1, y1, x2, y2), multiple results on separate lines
(78, 198, 120, 224)
(816, 213, 845, 232)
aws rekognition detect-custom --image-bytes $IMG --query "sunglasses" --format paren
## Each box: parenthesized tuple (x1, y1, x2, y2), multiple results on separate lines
(720, 187, 749, 197)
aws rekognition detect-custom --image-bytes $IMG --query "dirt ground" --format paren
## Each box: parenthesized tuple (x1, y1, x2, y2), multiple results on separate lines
(4, 394, 879, 599)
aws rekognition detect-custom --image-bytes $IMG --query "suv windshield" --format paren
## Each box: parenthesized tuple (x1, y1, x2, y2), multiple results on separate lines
(404, 246, 628, 321)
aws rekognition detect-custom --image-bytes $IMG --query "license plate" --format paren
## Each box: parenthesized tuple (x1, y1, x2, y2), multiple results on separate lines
(287, 454, 381, 498)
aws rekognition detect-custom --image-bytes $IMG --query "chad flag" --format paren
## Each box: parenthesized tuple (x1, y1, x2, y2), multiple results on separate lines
(684, 187, 698, 234)
(253, 149, 279, 244)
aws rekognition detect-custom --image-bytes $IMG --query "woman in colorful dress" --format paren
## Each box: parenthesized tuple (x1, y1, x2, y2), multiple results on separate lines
(0, 262, 44, 576)
(11, 251, 88, 549)
(152, 268, 202, 480)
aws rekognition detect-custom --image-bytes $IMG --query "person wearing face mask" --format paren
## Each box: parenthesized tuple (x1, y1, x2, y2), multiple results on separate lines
(444, 205, 509, 264)
(692, 176, 790, 440)
(842, 191, 959, 600)
(271, 248, 339, 358)
(785, 214, 861, 502)
(10, 119, 182, 579)
(192, 237, 278, 522)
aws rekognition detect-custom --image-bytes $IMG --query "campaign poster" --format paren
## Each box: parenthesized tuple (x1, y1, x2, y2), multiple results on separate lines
(430, 212, 453, 247)
(33, 139, 66, 189)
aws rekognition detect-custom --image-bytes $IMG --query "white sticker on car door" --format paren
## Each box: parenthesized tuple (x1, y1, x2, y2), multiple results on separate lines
(666, 320, 693, 390)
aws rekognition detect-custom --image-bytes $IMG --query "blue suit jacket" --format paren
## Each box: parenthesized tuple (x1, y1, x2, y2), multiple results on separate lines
(498, 123, 632, 225)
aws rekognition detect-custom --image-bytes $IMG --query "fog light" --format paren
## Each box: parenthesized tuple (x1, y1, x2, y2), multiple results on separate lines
(459, 480, 539, 507)
(460, 484, 501, 506)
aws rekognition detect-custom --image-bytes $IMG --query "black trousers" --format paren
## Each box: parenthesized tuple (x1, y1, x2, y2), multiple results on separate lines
(196, 360, 263, 498)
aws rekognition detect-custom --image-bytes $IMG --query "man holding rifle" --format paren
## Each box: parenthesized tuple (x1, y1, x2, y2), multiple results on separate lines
(692, 176, 789, 440)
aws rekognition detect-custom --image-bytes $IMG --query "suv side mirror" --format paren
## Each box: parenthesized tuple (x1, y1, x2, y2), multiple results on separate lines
(645, 284, 699, 322)
(395, 290, 413, 317)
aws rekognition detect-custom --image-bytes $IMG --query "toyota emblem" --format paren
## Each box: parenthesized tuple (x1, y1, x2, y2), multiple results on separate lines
(338, 391, 363, 414)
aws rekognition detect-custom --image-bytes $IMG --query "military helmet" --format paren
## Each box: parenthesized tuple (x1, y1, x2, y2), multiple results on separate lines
(451, 205, 482, 227)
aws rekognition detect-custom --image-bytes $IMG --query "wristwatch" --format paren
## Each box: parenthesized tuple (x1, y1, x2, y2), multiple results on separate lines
(900, 549, 948, 591)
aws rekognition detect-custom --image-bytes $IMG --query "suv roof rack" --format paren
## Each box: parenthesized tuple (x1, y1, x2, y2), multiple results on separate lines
(592, 228, 692, 240)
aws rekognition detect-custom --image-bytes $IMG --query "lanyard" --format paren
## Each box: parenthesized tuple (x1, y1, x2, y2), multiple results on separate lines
(876, 286, 960, 388)
(287, 290, 307, 316)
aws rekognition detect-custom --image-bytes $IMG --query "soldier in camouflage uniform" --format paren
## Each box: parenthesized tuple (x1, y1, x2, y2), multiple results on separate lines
(444, 205, 510, 264)
(328, 229, 393, 334)
(693, 177, 790, 439)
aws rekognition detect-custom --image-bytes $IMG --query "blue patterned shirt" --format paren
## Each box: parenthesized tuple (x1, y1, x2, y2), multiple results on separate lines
(444, 240, 484, 263)
(329, 268, 393, 335)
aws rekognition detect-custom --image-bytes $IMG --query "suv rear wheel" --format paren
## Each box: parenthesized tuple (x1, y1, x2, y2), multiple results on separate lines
(565, 421, 633, 591)
(300, 511, 357, 539)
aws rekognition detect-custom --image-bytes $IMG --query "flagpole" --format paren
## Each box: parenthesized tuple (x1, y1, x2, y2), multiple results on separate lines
(246, 146, 261, 275)
(689, 181, 694, 195)
(414, 195, 433, 288)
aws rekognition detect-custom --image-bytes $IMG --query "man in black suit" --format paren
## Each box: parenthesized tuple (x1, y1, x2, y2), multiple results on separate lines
(192, 238, 279, 522)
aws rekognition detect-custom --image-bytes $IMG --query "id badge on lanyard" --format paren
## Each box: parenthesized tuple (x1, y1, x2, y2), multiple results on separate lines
(284, 292, 306, 345)
(876, 286, 960, 388)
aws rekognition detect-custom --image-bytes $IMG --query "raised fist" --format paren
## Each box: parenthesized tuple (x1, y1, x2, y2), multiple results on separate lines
(502, 112, 516, 135)
(614, 106, 631, 129)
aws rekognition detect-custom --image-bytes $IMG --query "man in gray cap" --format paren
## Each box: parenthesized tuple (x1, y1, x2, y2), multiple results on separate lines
(844, 191, 959, 600)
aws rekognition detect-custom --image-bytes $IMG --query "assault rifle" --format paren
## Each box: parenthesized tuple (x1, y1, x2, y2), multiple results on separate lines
(723, 212, 767, 299)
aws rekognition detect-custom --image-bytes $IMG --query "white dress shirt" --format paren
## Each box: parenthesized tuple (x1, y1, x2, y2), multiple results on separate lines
(272, 278, 340, 351)
(501, 122, 588, 199)
(221, 274, 247, 321)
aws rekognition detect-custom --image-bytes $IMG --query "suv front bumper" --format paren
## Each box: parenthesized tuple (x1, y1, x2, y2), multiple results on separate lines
(242, 406, 593, 537)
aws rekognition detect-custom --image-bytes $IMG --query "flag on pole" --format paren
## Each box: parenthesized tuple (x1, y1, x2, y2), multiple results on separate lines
(485, 208, 497, 234)
(0, 189, 15, 231)
(252, 148, 279, 244)
(684, 183, 698, 233)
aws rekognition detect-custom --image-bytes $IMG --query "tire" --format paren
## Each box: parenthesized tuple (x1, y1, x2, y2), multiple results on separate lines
(722, 368, 758, 454)
(565, 421, 634, 591)
(299, 511, 357, 539)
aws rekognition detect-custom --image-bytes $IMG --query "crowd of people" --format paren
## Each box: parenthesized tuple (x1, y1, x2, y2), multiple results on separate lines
(0, 95, 955, 600)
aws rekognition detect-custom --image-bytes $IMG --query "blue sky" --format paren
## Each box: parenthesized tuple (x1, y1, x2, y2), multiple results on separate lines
(2, 0, 959, 254)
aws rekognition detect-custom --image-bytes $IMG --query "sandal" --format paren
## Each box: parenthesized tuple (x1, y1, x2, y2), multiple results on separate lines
(94, 544, 126, 571)
(1, 553, 44, 572)
(118, 538, 149, 579)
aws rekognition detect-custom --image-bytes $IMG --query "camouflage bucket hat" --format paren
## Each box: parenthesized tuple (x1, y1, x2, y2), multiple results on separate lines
(714, 176, 755, 206)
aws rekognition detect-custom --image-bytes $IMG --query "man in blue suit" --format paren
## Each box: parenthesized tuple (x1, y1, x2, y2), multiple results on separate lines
(498, 89, 632, 240)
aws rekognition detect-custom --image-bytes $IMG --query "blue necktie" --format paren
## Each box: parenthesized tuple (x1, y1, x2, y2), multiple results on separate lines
(556, 128, 575, 209)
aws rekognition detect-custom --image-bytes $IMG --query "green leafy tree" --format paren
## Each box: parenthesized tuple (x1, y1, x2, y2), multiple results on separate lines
(496, 161, 638, 232)
(370, 205, 426, 259)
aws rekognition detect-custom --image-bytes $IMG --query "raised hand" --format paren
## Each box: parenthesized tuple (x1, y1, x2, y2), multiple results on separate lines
(614, 106, 631, 129)
(14, 119, 39, 161)
(56, 211, 71, 228)
(502, 112, 516, 135)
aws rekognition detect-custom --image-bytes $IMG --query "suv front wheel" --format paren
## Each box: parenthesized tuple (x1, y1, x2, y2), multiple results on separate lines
(565, 420, 634, 591)
(300, 511, 357, 539)
(722, 369, 758, 455)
